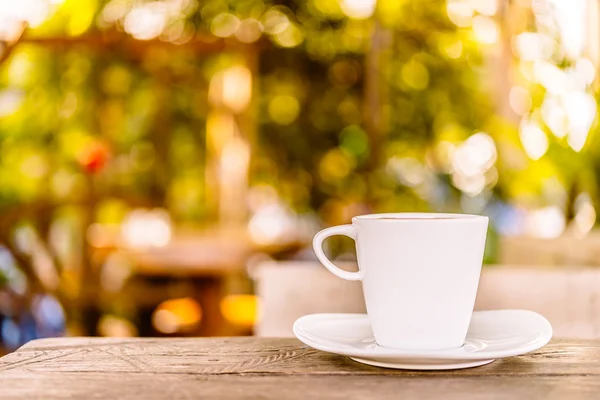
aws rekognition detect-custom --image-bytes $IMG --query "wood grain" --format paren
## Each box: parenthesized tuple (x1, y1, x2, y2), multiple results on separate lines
(1, 374, 599, 400)
(0, 337, 598, 399)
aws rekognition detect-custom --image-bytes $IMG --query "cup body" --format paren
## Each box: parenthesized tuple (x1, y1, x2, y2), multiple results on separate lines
(313, 213, 488, 350)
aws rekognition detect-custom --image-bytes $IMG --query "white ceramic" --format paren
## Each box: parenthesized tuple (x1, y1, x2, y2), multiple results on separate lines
(313, 213, 488, 350)
(293, 310, 553, 370)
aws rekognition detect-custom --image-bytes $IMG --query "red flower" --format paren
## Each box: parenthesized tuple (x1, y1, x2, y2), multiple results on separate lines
(78, 141, 110, 174)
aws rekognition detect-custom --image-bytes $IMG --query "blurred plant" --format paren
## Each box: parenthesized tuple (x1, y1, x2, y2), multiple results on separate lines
(1, 0, 597, 346)
(504, 0, 599, 238)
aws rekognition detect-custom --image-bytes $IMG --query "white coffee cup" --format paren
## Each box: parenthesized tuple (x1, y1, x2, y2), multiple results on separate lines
(313, 213, 489, 350)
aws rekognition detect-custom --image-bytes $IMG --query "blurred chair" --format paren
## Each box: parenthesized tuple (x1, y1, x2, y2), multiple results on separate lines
(254, 261, 365, 337)
(254, 261, 600, 339)
(499, 233, 600, 266)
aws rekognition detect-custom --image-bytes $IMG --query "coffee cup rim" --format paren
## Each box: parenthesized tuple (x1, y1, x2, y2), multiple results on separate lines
(352, 213, 488, 222)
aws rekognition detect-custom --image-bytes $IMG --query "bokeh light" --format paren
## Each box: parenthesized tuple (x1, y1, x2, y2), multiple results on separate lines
(509, 86, 532, 116)
(209, 65, 252, 113)
(472, 16, 498, 44)
(446, 0, 474, 28)
(152, 297, 202, 334)
(340, 0, 376, 19)
(124, 3, 168, 40)
(98, 315, 138, 337)
(261, 9, 290, 34)
(268, 95, 300, 125)
(248, 203, 298, 245)
(121, 209, 173, 249)
(236, 18, 263, 43)
(519, 121, 548, 161)
(211, 13, 240, 38)
(273, 23, 304, 48)
(525, 206, 566, 238)
(1, 0, 600, 349)
(220, 294, 259, 327)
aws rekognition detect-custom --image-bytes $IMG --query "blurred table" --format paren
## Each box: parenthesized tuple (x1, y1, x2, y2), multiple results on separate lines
(112, 227, 304, 336)
(0, 337, 598, 399)
(118, 226, 305, 276)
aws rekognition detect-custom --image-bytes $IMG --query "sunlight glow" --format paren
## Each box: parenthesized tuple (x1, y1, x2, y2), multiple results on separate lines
(509, 86, 532, 115)
(386, 157, 426, 187)
(540, 91, 596, 151)
(104, 0, 193, 41)
(564, 91, 596, 152)
(261, 9, 290, 34)
(519, 121, 548, 160)
(0, 0, 50, 28)
(574, 58, 596, 85)
(0, 89, 24, 117)
(124, 4, 167, 40)
(101, 0, 130, 24)
(472, 15, 498, 44)
(211, 13, 240, 38)
(533, 60, 568, 94)
(451, 132, 497, 196)
(340, 0, 376, 19)
(0, 0, 64, 42)
(0, 19, 24, 43)
(474, 0, 497, 16)
(220, 138, 251, 184)
(571, 193, 596, 237)
(248, 203, 297, 245)
(541, 95, 568, 138)
(209, 66, 252, 113)
(273, 22, 304, 48)
(220, 294, 259, 327)
(98, 315, 138, 337)
(235, 18, 263, 43)
(206, 111, 237, 153)
(446, 0, 474, 28)
(525, 206, 566, 238)
(121, 208, 172, 248)
(514, 32, 554, 61)
(547, 0, 586, 58)
(452, 132, 497, 177)
(152, 298, 202, 334)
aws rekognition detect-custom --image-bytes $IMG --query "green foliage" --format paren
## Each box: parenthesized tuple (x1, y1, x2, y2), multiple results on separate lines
(0, 0, 525, 227)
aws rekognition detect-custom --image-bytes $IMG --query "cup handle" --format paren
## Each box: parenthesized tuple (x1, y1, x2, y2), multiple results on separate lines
(313, 224, 363, 281)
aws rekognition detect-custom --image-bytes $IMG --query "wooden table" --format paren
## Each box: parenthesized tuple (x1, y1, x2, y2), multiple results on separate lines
(0, 337, 597, 399)
(114, 228, 304, 336)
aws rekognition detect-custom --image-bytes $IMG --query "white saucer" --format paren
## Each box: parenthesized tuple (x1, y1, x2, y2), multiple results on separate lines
(293, 310, 552, 370)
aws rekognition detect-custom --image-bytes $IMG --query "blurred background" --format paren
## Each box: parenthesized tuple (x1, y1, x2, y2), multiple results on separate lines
(1, 0, 599, 352)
